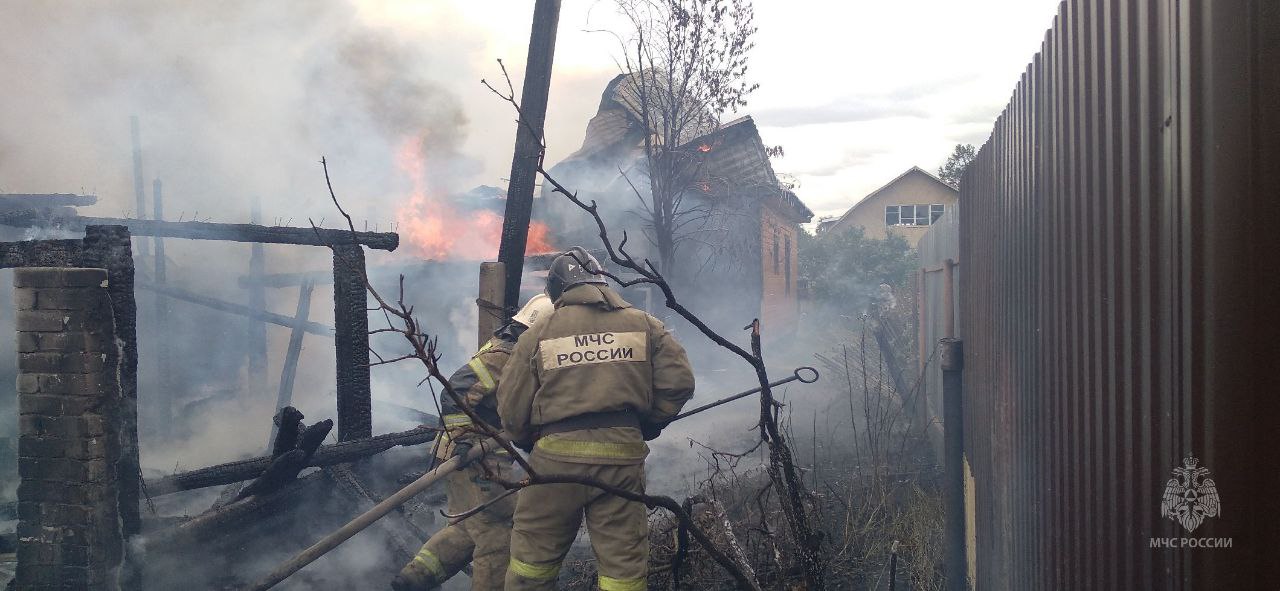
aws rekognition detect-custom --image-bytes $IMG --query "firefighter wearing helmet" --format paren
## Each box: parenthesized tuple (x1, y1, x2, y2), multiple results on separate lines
(497, 247, 695, 590)
(392, 293, 554, 591)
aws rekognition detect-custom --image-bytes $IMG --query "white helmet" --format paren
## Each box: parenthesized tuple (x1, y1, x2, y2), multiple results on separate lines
(511, 293, 554, 328)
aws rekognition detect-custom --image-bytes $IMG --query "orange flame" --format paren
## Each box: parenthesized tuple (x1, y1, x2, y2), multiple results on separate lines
(697, 143, 713, 153)
(394, 137, 555, 260)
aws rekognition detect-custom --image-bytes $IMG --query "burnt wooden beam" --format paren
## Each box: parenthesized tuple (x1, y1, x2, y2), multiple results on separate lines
(332, 244, 371, 441)
(0, 193, 96, 211)
(143, 425, 439, 497)
(497, 0, 562, 319)
(136, 281, 335, 337)
(325, 464, 427, 564)
(0, 239, 84, 268)
(143, 471, 330, 550)
(0, 216, 399, 250)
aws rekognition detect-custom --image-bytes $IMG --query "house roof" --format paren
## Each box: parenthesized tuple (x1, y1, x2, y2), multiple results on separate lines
(831, 166, 957, 226)
(680, 116, 813, 222)
(553, 75, 814, 223)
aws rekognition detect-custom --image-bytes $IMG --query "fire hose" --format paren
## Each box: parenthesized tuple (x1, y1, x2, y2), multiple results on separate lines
(244, 367, 819, 590)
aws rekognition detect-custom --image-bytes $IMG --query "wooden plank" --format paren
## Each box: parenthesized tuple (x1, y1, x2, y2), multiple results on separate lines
(478, 261, 505, 348)
(143, 425, 439, 497)
(0, 216, 399, 250)
(268, 282, 315, 447)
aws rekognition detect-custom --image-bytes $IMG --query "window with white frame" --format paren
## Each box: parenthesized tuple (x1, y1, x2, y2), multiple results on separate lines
(886, 204, 946, 227)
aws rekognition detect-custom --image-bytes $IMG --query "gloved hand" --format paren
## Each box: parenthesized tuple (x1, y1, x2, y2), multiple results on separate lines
(640, 420, 669, 441)
(450, 440, 474, 462)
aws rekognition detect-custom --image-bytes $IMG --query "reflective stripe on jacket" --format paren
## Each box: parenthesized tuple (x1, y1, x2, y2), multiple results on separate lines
(497, 284, 695, 464)
(435, 337, 512, 459)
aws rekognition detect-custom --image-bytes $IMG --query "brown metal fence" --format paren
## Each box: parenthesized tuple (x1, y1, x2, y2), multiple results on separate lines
(952, 0, 1279, 589)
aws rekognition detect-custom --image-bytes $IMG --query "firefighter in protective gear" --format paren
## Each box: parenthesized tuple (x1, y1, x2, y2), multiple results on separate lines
(498, 247, 695, 591)
(392, 294, 554, 591)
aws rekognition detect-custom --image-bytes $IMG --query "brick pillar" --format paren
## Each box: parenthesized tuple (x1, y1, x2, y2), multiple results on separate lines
(332, 244, 371, 441)
(14, 268, 124, 590)
(80, 225, 139, 536)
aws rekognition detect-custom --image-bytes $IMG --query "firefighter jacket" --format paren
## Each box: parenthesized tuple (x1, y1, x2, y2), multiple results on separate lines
(435, 336, 512, 459)
(496, 284, 695, 465)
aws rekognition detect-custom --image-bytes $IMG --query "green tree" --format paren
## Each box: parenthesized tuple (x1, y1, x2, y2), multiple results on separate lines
(799, 227, 915, 316)
(937, 143, 977, 189)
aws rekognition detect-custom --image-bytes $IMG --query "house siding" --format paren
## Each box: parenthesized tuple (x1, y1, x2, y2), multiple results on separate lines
(826, 170, 959, 248)
(760, 203, 800, 331)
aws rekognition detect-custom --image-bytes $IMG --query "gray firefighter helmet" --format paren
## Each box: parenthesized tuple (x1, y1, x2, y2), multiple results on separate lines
(546, 246, 607, 300)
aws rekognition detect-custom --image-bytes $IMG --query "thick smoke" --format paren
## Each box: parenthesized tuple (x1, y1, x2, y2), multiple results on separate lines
(0, 3, 851, 588)
(0, 2, 497, 587)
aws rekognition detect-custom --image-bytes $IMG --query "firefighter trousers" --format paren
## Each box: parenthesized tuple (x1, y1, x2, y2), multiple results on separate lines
(394, 459, 515, 590)
(505, 453, 648, 591)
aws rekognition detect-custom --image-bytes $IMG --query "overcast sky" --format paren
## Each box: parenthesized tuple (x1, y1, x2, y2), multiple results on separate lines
(0, 1, 1064, 228)
(358, 0, 1064, 221)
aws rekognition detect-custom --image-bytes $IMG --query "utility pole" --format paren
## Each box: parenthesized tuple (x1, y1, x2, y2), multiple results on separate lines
(496, 0, 562, 320)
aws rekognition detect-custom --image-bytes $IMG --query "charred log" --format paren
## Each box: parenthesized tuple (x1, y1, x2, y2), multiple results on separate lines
(235, 449, 309, 501)
(143, 471, 329, 551)
(271, 407, 305, 458)
(144, 425, 439, 496)
(325, 464, 426, 564)
(297, 419, 333, 461)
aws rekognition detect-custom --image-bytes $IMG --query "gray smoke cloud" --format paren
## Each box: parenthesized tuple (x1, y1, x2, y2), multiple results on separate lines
(0, 3, 499, 587)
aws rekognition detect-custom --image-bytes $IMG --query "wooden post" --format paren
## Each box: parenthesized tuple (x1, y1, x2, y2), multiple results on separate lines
(478, 262, 505, 348)
(268, 281, 314, 447)
(496, 0, 562, 320)
(332, 244, 371, 441)
(153, 179, 172, 434)
(247, 197, 268, 397)
(129, 116, 150, 257)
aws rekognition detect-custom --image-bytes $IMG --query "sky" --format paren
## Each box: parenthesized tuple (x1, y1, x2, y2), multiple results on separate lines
(356, 0, 1065, 221)
(0, 0, 1065, 229)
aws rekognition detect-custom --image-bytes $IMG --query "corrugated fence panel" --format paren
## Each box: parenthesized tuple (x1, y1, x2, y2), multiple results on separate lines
(947, 0, 1279, 588)
(917, 210, 959, 459)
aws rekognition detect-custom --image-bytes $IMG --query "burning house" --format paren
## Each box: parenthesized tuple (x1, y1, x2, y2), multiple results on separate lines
(537, 74, 813, 337)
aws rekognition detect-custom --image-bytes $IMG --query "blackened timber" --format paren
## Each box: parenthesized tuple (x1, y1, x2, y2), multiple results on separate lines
(497, 0, 562, 319)
(332, 244, 371, 441)
(136, 281, 334, 336)
(325, 464, 427, 563)
(0, 239, 84, 268)
(1, 216, 400, 250)
(0, 193, 96, 211)
(143, 426, 439, 496)
(144, 471, 329, 550)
